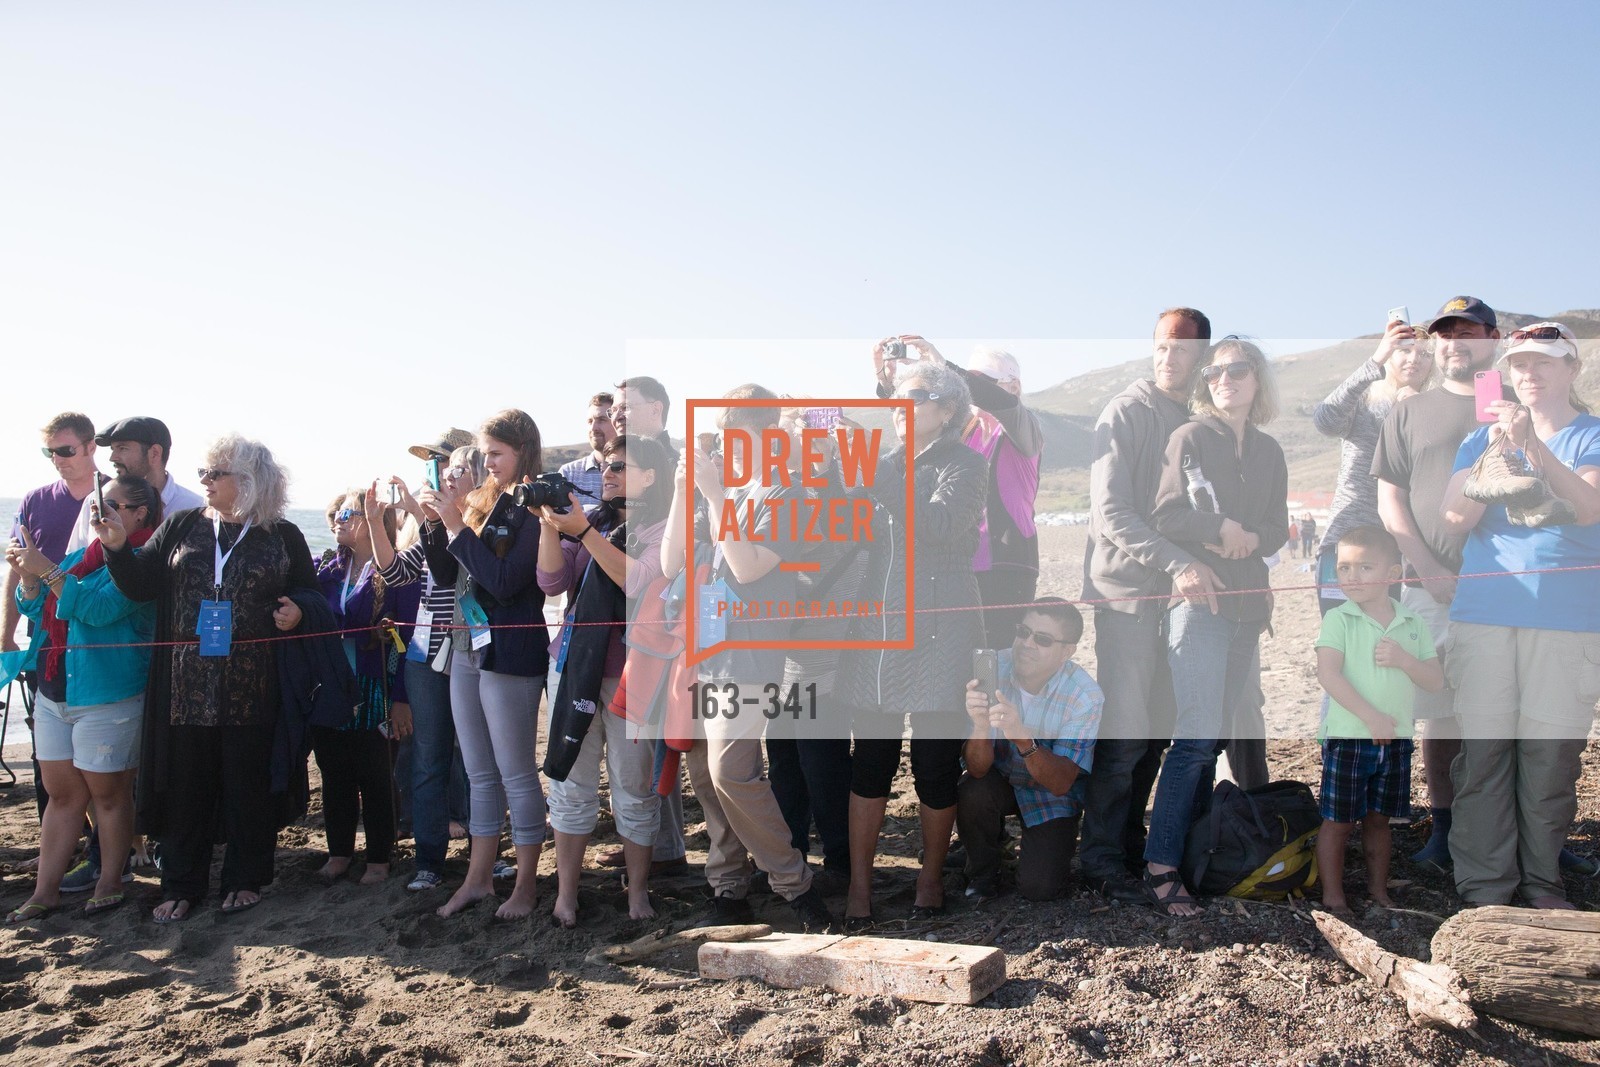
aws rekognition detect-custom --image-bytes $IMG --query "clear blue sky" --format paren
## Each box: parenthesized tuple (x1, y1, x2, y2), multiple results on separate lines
(2, 2, 1596, 504)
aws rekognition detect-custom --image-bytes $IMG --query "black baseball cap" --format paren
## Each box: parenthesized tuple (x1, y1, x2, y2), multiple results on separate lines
(1425, 296, 1497, 333)
(95, 416, 172, 452)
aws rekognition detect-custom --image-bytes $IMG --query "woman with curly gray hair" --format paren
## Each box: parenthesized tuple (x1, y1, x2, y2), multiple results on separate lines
(838, 343, 988, 928)
(101, 434, 316, 922)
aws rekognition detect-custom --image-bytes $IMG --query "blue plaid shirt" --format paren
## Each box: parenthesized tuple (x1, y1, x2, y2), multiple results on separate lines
(981, 651, 1103, 827)
(558, 453, 606, 504)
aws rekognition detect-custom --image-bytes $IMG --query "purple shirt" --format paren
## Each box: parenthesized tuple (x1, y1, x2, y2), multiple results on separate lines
(965, 412, 1040, 573)
(17, 481, 90, 563)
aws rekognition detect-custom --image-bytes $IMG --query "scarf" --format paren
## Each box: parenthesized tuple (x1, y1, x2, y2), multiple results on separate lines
(41, 526, 155, 680)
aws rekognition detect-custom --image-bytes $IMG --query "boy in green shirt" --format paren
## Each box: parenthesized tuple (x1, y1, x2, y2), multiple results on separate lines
(1314, 525, 1444, 914)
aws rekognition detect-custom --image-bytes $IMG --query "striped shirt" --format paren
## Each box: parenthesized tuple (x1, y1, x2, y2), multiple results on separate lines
(1312, 358, 1391, 553)
(558, 453, 606, 504)
(378, 541, 456, 662)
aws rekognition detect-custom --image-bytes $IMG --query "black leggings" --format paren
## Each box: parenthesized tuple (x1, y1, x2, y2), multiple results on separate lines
(161, 724, 278, 902)
(311, 725, 396, 864)
(850, 714, 963, 810)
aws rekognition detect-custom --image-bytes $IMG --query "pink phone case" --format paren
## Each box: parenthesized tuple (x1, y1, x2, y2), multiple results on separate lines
(1474, 371, 1502, 422)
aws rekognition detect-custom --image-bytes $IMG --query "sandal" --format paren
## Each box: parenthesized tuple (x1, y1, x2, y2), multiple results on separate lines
(908, 903, 947, 921)
(85, 893, 126, 916)
(6, 902, 55, 925)
(220, 892, 261, 915)
(843, 912, 875, 933)
(1142, 869, 1200, 918)
(153, 899, 194, 925)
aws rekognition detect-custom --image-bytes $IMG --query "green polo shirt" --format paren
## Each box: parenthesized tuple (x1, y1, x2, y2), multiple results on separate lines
(1315, 598, 1436, 740)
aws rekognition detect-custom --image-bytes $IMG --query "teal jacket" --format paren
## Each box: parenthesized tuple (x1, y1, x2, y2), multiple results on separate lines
(16, 548, 155, 707)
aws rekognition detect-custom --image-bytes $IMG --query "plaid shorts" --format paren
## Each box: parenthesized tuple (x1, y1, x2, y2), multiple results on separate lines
(1319, 738, 1413, 823)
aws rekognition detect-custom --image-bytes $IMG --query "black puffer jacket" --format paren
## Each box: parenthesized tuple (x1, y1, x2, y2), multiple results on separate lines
(838, 436, 988, 716)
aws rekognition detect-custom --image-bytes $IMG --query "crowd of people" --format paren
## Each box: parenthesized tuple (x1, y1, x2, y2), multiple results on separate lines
(3, 298, 1596, 932)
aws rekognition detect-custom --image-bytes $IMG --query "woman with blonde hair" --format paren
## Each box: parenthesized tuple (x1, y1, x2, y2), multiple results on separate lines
(1312, 318, 1433, 613)
(99, 435, 316, 921)
(417, 410, 551, 920)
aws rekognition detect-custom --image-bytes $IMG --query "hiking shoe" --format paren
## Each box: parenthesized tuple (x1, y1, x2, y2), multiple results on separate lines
(789, 888, 838, 933)
(692, 891, 755, 929)
(1089, 873, 1147, 905)
(964, 876, 1000, 904)
(60, 859, 100, 894)
(406, 870, 444, 892)
(1410, 835, 1452, 873)
(1560, 848, 1600, 877)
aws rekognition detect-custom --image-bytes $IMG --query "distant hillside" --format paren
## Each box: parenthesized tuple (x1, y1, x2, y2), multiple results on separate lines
(1024, 309, 1600, 510)
(544, 311, 1600, 513)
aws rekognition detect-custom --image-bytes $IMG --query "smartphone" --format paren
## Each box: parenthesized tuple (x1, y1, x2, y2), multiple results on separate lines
(1388, 306, 1414, 348)
(696, 431, 718, 455)
(387, 482, 403, 506)
(972, 649, 999, 704)
(424, 457, 443, 492)
(1474, 370, 1503, 422)
(93, 475, 105, 519)
(802, 406, 843, 431)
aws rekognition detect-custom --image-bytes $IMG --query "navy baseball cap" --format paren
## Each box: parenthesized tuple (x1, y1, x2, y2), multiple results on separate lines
(95, 416, 172, 452)
(1425, 296, 1497, 333)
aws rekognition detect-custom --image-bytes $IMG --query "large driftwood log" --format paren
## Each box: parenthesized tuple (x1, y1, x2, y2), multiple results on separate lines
(699, 933, 1007, 1005)
(1431, 906, 1600, 1037)
(1313, 911, 1477, 1032)
(585, 924, 772, 966)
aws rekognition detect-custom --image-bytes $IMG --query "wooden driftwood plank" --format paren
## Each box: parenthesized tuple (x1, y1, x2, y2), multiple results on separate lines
(698, 933, 1006, 1005)
(585, 924, 771, 966)
(1313, 911, 1477, 1032)
(1431, 906, 1600, 1037)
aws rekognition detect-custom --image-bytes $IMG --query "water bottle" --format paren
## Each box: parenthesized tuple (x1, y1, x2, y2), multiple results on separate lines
(1183, 454, 1218, 514)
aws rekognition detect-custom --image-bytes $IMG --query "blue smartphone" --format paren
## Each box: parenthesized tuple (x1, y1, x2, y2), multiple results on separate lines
(425, 457, 443, 492)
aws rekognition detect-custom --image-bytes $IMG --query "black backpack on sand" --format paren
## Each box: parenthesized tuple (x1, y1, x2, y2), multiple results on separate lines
(1181, 780, 1321, 900)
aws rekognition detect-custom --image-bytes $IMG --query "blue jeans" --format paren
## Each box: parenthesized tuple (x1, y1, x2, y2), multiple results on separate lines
(404, 659, 467, 873)
(1144, 604, 1262, 868)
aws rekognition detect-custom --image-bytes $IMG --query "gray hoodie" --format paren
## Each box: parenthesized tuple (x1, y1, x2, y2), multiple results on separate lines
(1081, 379, 1198, 615)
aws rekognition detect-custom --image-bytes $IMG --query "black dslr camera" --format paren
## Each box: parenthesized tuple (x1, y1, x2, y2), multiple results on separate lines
(510, 472, 588, 513)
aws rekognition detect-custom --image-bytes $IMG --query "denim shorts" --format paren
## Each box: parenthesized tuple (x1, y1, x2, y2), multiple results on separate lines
(32, 693, 144, 773)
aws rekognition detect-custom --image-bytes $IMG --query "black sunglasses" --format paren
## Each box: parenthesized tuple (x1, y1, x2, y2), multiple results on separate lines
(1014, 622, 1070, 648)
(41, 445, 80, 459)
(1200, 361, 1253, 383)
(197, 468, 234, 481)
(1507, 326, 1573, 347)
(604, 460, 631, 473)
(894, 388, 942, 405)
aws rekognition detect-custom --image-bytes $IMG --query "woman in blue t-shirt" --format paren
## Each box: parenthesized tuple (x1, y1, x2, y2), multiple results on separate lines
(1440, 322, 1600, 909)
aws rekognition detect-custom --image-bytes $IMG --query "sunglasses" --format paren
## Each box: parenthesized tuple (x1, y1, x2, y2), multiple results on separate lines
(334, 508, 362, 524)
(197, 468, 234, 481)
(41, 445, 80, 459)
(604, 460, 631, 473)
(1508, 326, 1570, 344)
(894, 388, 943, 405)
(1200, 361, 1253, 384)
(100, 499, 136, 512)
(1014, 622, 1070, 649)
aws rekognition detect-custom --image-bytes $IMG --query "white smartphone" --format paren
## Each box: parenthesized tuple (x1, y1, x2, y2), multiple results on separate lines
(1387, 306, 1414, 348)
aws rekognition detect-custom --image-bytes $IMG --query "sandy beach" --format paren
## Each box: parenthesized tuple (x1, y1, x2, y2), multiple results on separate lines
(1, 524, 1596, 1066)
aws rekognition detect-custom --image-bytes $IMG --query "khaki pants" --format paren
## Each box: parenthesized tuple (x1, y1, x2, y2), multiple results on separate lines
(685, 700, 812, 901)
(1446, 622, 1599, 903)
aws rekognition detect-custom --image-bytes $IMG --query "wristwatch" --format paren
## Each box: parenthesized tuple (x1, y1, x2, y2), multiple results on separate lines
(1015, 739, 1039, 759)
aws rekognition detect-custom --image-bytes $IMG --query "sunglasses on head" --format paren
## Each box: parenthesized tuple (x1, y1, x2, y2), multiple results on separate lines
(41, 445, 79, 459)
(1200, 361, 1253, 383)
(894, 388, 942, 405)
(1014, 622, 1069, 649)
(197, 468, 233, 481)
(1508, 326, 1573, 345)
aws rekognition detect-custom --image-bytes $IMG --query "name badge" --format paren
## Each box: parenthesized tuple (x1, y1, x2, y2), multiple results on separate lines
(407, 604, 433, 663)
(697, 578, 730, 650)
(459, 591, 493, 651)
(197, 599, 233, 657)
